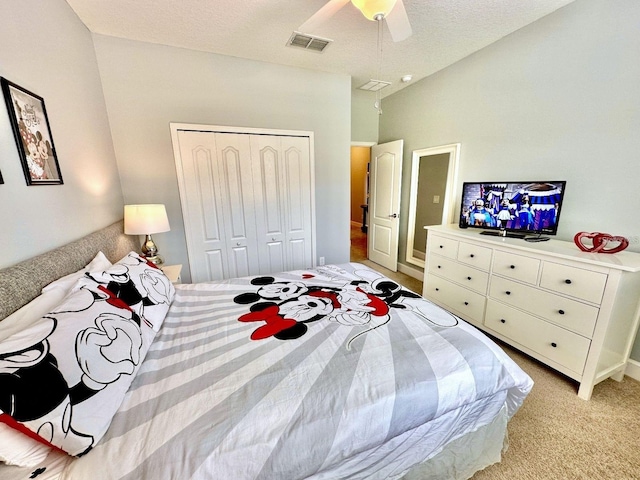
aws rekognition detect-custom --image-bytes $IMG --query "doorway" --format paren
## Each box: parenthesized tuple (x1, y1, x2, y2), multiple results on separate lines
(349, 144, 422, 293)
(350, 146, 370, 262)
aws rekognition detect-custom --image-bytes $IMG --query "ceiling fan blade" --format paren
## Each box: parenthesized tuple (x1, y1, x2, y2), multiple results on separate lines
(299, 0, 351, 33)
(385, 0, 412, 42)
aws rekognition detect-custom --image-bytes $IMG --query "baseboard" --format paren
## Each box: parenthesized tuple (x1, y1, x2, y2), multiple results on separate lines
(398, 263, 423, 281)
(625, 359, 640, 382)
(350, 220, 362, 228)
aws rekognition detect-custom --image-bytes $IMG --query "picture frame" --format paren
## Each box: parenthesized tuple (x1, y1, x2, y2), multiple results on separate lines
(1, 77, 63, 185)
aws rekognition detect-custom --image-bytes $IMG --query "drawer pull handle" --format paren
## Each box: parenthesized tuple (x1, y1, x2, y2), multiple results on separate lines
(467, 276, 472, 280)
(437, 265, 441, 269)
(500, 319, 506, 323)
(551, 342, 557, 348)
(505, 291, 511, 295)
(464, 302, 469, 306)
(470, 254, 475, 258)
(510, 265, 516, 269)
(558, 309, 565, 315)
(439, 245, 444, 249)
(565, 279, 572, 284)
(435, 288, 439, 291)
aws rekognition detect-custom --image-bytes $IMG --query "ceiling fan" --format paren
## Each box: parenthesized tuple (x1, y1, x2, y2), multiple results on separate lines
(299, 0, 412, 42)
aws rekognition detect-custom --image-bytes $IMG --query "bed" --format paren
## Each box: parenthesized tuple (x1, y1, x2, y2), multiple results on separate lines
(0, 221, 533, 480)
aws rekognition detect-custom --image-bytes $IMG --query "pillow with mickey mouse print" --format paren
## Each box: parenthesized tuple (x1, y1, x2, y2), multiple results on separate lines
(0, 281, 159, 456)
(81, 251, 175, 332)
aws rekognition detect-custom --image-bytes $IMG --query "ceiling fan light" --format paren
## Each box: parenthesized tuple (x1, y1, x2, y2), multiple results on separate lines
(351, 0, 398, 21)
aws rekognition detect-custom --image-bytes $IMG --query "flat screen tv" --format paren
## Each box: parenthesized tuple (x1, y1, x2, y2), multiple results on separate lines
(459, 181, 566, 238)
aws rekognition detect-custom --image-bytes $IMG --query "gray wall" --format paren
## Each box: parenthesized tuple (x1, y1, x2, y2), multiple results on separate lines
(0, 0, 123, 268)
(351, 89, 379, 144)
(379, 0, 640, 360)
(92, 35, 352, 282)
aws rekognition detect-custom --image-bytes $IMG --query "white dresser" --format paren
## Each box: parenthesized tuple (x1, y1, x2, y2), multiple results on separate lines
(422, 224, 640, 400)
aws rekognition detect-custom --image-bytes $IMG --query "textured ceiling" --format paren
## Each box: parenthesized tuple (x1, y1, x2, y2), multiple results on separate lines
(65, 0, 575, 98)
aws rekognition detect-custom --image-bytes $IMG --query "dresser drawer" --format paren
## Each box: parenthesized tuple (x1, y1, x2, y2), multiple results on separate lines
(492, 250, 540, 285)
(424, 274, 486, 325)
(485, 299, 590, 375)
(457, 242, 492, 271)
(429, 235, 459, 260)
(489, 276, 598, 338)
(428, 256, 489, 294)
(540, 262, 607, 304)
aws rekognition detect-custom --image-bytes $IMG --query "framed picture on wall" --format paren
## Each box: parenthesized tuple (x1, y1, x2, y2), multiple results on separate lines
(1, 77, 63, 185)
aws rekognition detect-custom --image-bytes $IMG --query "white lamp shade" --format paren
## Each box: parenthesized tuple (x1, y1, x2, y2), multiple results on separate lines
(124, 204, 170, 235)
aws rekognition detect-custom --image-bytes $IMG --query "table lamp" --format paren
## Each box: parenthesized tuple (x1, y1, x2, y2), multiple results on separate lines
(124, 204, 170, 266)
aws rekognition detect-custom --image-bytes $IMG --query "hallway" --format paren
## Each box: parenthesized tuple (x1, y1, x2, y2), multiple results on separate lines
(350, 224, 423, 295)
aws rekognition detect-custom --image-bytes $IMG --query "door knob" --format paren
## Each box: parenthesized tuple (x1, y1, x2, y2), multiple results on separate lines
(389, 213, 398, 218)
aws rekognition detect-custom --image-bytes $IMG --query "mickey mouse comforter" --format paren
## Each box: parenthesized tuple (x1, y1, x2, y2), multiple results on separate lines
(44, 263, 532, 479)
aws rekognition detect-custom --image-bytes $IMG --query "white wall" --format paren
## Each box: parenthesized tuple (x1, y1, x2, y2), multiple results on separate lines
(0, 0, 123, 268)
(379, 0, 640, 360)
(92, 35, 352, 282)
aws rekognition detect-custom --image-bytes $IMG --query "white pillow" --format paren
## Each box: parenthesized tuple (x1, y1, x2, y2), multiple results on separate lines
(41, 251, 112, 294)
(0, 421, 51, 468)
(0, 289, 66, 343)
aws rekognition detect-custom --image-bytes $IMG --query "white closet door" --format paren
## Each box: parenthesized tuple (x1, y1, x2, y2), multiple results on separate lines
(282, 136, 313, 270)
(251, 135, 313, 272)
(250, 136, 287, 273)
(215, 133, 260, 278)
(173, 125, 315, 282)
(176, 131, 258, 282)
(176, 130, 225, 282)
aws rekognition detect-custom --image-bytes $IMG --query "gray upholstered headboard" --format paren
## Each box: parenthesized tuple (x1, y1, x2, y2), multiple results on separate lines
(0, 220, 139, 321)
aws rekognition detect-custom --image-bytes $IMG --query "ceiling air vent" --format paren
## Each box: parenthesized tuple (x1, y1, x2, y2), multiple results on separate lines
(359, 79, 392, 92)
(287, 32, 332, 53)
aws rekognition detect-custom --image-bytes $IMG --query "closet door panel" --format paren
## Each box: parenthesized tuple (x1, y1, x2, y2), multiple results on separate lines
(206, 251, 226, 282)
(221, 146, 252, 240)
(251, 136, 287, 272)
(230, 245, 251, 278)
(259, 146, 285, 236)
(289, 239, 308, 270)
(265, 241, 286, 273)
(216, 134, 260, 276)
(177, 131, 230, 283)
(282, 138, 313, 268)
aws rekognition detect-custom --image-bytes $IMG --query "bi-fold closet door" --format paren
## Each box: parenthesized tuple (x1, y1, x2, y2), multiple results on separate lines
(173, 126, 315, 283)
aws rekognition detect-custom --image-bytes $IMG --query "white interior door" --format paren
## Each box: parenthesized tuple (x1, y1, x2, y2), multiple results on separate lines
(368, 139, 403, 271)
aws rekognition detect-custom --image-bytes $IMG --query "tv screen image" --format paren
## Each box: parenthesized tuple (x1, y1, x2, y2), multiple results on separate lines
(459, 181, 566, 236)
